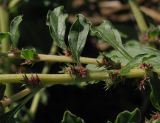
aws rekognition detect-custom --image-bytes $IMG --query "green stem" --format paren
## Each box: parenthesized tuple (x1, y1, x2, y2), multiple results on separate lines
(0, 88, 32, 107)
(42, 41, 57, 73)
(0, 68, 159, 107)
(0, 68, 160, 84)
(30, 41, 58, 117)
(128, 0, 148, 33)
(29, 89, 44, 117)
(7, 53, 102, 64)
(0, 5, 9, 52)
(0, 5, 12, 97)
(0, 72, 109, 84)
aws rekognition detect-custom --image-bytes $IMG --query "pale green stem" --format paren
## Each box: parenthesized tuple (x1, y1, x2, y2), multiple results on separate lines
(41, 41, 57, 73)
(0, 5, 12, 97)
(0, 68, 159, 107)
(0, 69, 160, 84)
(0, 72, 109, 84)
(7, 53, 102, 64)
(129, 0, 148, 33)
(29, 89, 44, 118)
(30, 41, 58, 118)
(0, 6, 9, 52)
(0, 88, 32, 107)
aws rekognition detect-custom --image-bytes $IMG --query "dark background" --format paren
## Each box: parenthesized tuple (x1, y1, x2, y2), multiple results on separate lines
(9, 0, 159, 122)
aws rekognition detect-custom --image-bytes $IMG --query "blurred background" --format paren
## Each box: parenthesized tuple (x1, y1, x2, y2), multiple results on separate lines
(2, 0, 160, 123)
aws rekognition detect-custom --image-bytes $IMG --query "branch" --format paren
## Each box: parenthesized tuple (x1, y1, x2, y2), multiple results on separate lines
(1, 68, 160, 107)
(0, 69, 160, 84)
(7, 53, 102, 64)
(0, 72, 109, 84)
(0, 88, 32, 107)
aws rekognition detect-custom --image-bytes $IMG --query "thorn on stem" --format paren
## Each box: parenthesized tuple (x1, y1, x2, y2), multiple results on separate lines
(138, 76, 150, 91)
(151, 111, 160, 120)
(63, 48, 72, 56)
(22, 74, 41, 86)
(139, 63, 153, 70)
(65, 65, 88, 78)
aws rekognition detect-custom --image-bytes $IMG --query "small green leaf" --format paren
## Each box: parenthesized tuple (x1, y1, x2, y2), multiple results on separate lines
(47, 6, 68, 49)
(149, 72, 160, 111)
(91, 20, 132, 60)
(148, 26, 160, 41)
(61, 110, 85, 123)
(68, 14, 90, 63)
(21, 48, 37, 60)
(114, 108, 141, 123)
(10, 15, 23, 47)
(0, 32, 10, 43)
(120, 54, 147, 75)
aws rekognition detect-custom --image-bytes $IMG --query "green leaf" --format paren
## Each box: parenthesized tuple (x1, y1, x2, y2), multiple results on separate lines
(91, 20, 132, 60)
(0, 32, 10, 43)
(61, 110, 85, 123)
(21, 48, 37, 60)
(114, 108, 141, 123)
(47, 6, 68, 49)
(105, 40, 160, 68)
(149, 71, 160, 111)
(148, 25, 160, 41)
(68, 14, 90, 63)
(10, 15, 23, 47)
(86, 64, 106, 72)
(120, 54, 155, 75)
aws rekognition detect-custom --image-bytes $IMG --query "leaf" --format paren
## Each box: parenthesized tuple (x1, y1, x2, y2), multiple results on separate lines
(148, 25, 160, 41)
(68, 14, 90, 63)
(0, 32, 10, 43)
(61, 110, 85, 123)
(105, 40, 160, 68)
(86, 64, 106, 72)
(114, 108, 141, 123)
(21, 48, 37, 60)
(47, 6, 68, 49)
(91, 20, 132, 60)
(10, 15, 23, 47)
(149, 71, 160, 111)
(120, 54, 155, 75)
